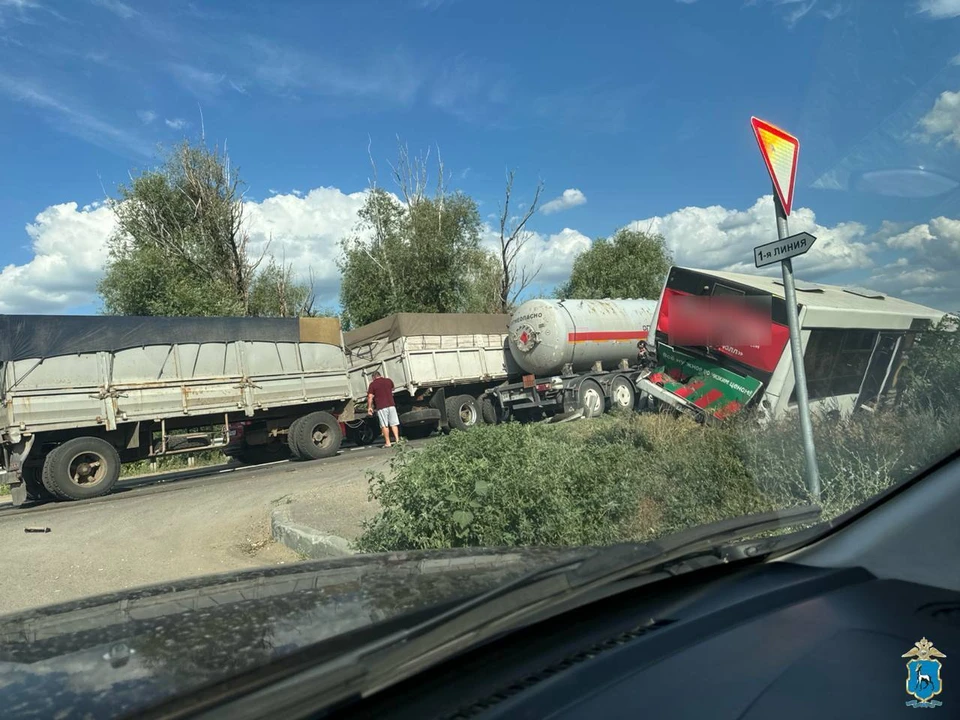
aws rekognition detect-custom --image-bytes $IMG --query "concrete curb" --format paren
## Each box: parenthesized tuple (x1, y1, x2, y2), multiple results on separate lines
(270, 508, 355, 559)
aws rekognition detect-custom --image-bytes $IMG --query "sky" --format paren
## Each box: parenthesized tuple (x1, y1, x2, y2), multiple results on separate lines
(1, 0, 960, 316)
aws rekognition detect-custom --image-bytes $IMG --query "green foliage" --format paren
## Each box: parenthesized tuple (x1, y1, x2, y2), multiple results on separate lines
(556, 228, 672, 300)
(356, 406, 960, 553)
(248, 258, 317, 317)
(99, 139, 314, 318)
(356, 423, 649, 551)
(901, 313, 960, 415)
(338, 188, 502, 330)
(120, 449, 226, 478)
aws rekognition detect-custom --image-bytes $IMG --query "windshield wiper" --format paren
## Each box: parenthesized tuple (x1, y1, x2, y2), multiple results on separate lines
(194, 505, 821, 720)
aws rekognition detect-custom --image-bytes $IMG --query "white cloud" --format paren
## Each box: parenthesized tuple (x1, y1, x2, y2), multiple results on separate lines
(7, 189, 955, 314)
(864, 217, 960, 308)
(540, 188, 587, 215)
(1, 188, 371, 314)
(629, 194, 873, 279)
(886, 216, 960, 263)
(246, 39, 422, 105)
(919, 89, 960, 147)
(479, 225, 592, 289)
(243, 187, 370, 301)
(90, 0, 136, 18)
(0, 74, 151, 156)
(164, 117, 188, 130)
(917, 0, 960, 18)
(0, 201, 116, 313)
(169, 63, 227, 98)
(136, 109, 156, 124)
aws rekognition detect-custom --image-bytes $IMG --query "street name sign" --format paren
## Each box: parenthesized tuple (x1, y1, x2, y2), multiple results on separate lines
(754, 231, 817, 268)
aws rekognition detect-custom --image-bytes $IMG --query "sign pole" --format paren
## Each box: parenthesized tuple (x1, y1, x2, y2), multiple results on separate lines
(773, 186, 821, 500)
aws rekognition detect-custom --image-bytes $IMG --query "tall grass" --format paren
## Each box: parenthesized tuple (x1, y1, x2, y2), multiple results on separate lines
(355, 407, 959, 552)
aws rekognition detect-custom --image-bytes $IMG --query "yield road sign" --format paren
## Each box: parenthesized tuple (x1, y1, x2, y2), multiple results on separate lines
(754, 231, 816, 268)
(751, 117, 799, 216)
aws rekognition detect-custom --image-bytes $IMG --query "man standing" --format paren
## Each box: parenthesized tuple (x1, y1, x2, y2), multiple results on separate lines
(367, 371, 400, 447)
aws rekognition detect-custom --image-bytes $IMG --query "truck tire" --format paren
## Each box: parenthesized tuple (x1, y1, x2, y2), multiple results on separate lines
(446, 394, 481, 431)
(42, 436, 121, 501)
(480, 396, 499, 425)
(609, 376, 636, 413)
(286, 417, 305, 458)
(290, 411, 342, 460)
(40, 451, 65, 499)
(399, 408, 440, 439)
(577, 379, 605, 419)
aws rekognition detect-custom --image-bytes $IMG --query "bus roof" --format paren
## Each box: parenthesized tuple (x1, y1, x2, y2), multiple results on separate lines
(682, 267, 944, 326)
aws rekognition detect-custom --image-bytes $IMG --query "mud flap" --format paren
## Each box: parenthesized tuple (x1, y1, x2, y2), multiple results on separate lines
(429, 387, 449, 432)
(9, 480, 26, 507)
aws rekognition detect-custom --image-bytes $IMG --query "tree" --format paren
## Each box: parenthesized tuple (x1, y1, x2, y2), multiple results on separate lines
(337, 142, 502, 329)
(496, 170, 543, 312)
(556, 227, 673, 300)
(98, 138, 314, 317)
(901, 312, 960, 415)
(248, 258, 317, 317)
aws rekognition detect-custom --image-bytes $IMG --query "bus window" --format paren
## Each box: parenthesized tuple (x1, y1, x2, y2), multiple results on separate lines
(790, 328, 879, 402)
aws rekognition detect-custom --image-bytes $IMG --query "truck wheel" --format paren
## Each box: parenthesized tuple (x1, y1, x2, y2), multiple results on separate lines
(291, 411, 342, 460)
(577, 379, 605, 419)
(609, 376, 636, 413)
(43, 437, 121, 501)
(480, 396, 499, 425)
(287, 417, 305, 458)
(446, 395, 481, 431)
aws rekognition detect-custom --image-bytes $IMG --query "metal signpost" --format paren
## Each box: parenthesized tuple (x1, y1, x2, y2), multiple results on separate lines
(750, 117, 821, 500)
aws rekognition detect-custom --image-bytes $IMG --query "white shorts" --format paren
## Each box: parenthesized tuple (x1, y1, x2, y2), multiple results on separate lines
(376, 406, 399, 428)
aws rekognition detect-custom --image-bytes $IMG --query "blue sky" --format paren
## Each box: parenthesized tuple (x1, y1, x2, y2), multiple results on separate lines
(1, 0, 960, 315)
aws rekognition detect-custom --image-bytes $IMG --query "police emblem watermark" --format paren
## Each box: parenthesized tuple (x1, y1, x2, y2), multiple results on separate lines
(903, 637, 946, 708)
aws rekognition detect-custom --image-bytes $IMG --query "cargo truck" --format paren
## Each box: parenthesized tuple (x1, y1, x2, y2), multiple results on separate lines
(0, 314, 356, 506)
(489, 298, 658, 420)
(638, 266, 945, 423)
(343, 313, 518, 438)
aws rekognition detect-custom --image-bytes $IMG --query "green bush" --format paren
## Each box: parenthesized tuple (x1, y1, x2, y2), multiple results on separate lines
(356, 406, 960, 553)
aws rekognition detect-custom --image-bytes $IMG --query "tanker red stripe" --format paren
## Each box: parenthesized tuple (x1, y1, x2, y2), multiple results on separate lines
(567, 331, 649, 343)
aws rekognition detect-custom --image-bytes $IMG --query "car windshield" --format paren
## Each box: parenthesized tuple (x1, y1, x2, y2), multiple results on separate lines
(1, 0, 959, 714)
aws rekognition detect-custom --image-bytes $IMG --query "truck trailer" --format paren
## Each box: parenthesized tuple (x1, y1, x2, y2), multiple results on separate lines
(490, 298, 658, 420)
(343, 313, 518, 438)
(0, 314, 355, 506)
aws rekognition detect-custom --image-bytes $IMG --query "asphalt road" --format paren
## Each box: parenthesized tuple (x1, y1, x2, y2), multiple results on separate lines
(0, 440, 428, 617)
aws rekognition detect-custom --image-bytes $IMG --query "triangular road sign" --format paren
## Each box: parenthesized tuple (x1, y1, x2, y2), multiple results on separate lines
(751, 117, 799, 216)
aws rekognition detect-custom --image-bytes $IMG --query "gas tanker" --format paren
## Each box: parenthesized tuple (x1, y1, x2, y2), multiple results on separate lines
(508, 298, 658, 376)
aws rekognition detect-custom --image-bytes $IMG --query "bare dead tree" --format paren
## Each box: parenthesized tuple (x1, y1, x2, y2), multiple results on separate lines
(497, 170, 544, 312)
(389, 136, 431, 206)
(360, 138, 401, 307)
